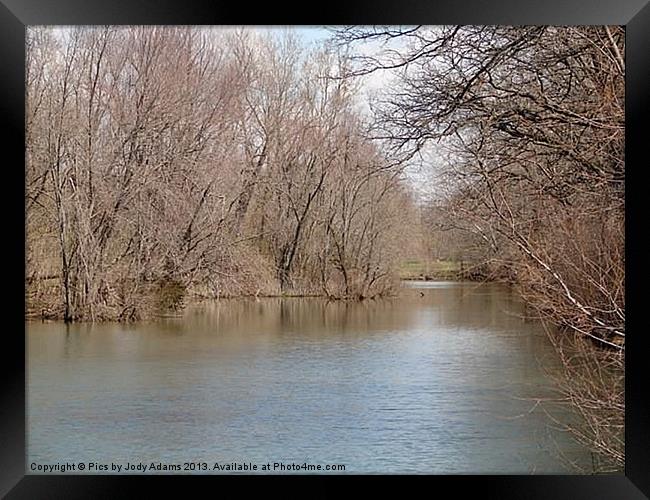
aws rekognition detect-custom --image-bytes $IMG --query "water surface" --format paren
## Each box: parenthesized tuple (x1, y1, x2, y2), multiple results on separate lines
(28, 281, 591, 473)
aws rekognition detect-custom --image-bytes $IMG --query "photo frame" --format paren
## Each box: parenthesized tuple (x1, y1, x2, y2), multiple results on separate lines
(2, 0, 648, 497)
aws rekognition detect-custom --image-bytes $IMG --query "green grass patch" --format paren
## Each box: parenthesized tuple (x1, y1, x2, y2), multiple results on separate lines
(399, 259, 462, 279)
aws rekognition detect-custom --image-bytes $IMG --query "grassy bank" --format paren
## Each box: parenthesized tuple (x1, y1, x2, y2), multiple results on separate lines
(399, 259, 487, 281)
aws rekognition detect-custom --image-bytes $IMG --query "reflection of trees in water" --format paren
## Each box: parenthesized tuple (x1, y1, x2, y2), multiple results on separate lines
(410, 282, 529, 331)
(31, 283, 557, 366)
(185, 296, 416, 340)
(180, 283, 544, 340)
(27, 283, 595, 472)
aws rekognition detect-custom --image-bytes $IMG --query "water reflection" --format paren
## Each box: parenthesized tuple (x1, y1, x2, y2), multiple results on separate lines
(28, 282, 591, 473)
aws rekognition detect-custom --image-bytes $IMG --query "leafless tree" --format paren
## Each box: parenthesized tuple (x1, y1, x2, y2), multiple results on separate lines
(334, 25, 625, 470)
(26, 26, 416, 320)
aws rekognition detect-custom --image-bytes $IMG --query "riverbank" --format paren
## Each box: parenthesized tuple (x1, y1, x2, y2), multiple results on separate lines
(26, 277, 401, 323)
(399, 259, 489, 281)
(27, 261, 493, 323)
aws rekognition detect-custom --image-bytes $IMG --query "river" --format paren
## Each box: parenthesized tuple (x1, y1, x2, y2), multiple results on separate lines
(27, 281, 592, 473)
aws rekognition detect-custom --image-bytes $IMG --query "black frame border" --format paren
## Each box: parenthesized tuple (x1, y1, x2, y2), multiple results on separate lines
(2, 1, 648, 497)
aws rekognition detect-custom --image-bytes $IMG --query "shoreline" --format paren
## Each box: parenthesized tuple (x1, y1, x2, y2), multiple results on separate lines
(25, 278, 485, 324)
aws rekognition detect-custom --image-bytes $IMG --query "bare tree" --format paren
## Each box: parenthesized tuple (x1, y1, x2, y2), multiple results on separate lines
(334, 25, 625, 470)
(26, 26, 417, 318)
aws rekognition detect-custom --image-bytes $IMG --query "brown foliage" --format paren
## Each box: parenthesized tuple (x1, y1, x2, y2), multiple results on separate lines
(26, 27, 413, 321)
(336, 25, 625, 469)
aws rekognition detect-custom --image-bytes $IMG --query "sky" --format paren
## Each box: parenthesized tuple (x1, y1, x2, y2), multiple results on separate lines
(277, 26, 432, 197)
(286, 26, 332, 46)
